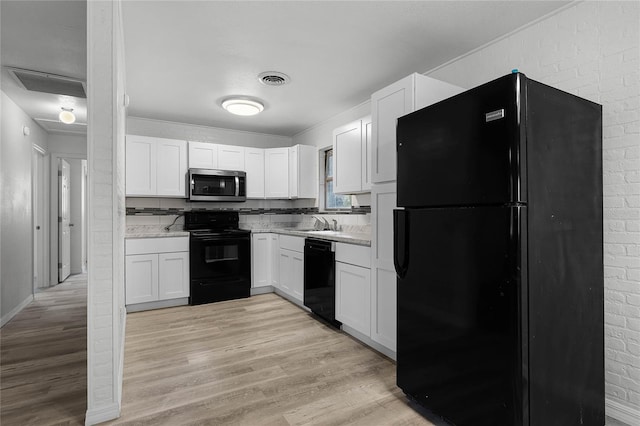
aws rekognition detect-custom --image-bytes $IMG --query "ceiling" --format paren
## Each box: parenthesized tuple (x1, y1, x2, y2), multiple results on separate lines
(1, 0, 87, 134)
(1, 1, 572, 137)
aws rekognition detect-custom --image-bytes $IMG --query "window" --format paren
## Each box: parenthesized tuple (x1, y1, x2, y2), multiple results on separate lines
(324, 149, 351, 210)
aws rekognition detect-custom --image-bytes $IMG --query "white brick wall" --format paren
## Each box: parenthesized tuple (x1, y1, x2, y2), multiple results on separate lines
(429, 1, 639, 421)
(86, 1, 127, 424)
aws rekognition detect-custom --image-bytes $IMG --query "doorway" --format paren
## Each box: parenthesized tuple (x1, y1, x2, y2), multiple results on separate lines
(50, 154, 87, 285)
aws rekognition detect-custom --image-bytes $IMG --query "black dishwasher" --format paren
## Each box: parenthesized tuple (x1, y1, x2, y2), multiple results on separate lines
(304, 238, 340, 328)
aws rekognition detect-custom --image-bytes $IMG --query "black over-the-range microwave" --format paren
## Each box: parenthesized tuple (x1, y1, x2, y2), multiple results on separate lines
(188, 168, 247, 202)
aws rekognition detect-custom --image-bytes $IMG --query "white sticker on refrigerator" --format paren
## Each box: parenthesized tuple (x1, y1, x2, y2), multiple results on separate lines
(485, 109, 505, 122)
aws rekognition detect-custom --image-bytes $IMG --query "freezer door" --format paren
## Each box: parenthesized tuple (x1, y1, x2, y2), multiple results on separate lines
(395, 206, 526, 426)
(396, 73, 525, 208)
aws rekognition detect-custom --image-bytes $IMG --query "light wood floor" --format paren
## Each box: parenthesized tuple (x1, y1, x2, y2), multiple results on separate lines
(109, 293, 436, 426)
(1, 274, 87, 426)
(2, 279, 625, 426)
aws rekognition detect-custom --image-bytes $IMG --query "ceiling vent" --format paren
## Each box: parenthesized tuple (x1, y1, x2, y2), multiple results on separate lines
(7, 67, 86, 98)
(258, 71, 290, 86)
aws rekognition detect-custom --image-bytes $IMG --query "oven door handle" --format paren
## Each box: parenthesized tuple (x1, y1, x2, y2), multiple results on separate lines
(192, 236, 249, 242)
(235, 176, 240, 197)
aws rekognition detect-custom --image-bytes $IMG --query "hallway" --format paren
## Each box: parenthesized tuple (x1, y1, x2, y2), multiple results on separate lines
(1, 274, 87, 425)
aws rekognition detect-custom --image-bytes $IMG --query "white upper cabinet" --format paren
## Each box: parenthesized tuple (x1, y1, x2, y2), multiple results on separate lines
(156, 139, 188, 197)
(265, 148, 289, 198)
(245, 148, 265, 199)
(218, 144, 245, 171)
(126, 135, 156, 196)
(126, 135, 187, 197)
(188, 141, 218, 169)
(332, 116, 371, 194)
(289, 144, 317, 199)
(362, 116, 372, 191)
(371, 73, 463, 183)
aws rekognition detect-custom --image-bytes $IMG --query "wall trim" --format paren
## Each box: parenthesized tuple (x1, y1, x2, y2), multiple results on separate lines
(1, 294, 33, 327)
(423, 1, 582, 78)
(84, 403, 120, 426)
(606, 398, 640, 426)
(127, 116, 293, 142)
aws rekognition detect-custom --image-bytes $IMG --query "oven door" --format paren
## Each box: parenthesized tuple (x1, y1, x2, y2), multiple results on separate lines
(189, 233, 251, 304)
(189, 169, 246, 202)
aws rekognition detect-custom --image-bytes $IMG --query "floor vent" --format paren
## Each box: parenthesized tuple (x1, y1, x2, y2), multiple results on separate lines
(7, 67, 86, 98)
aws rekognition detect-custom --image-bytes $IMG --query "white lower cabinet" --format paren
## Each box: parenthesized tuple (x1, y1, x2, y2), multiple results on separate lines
(277, 235, 304, 304)
(125, 237, 189, 310)
(336, 262, 371, 336)
(158, 252, 189, 300)
(251, 233, 271, 288)
(270, 234, 279, 288)
(125, 254, 158, 304)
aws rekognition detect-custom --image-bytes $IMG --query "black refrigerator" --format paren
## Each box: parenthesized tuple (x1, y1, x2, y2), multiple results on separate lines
(393, 73, 603, 426)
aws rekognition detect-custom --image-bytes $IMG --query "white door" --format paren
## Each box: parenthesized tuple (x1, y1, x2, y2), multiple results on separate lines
(218, 145, 245, 171)
(125, 135, 157, 196)
(58, 159, 71, 282)
(251, 234, 270, 288)
(279, 248, 293, 295)
(335, 262, 371, 337)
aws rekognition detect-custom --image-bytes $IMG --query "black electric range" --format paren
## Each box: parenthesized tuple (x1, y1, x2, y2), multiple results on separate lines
(184, 211, 251, 305)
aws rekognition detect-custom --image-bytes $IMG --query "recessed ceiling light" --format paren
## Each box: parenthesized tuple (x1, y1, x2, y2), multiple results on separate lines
(221, 98, 264, 116)
(59, 107, 76, 124)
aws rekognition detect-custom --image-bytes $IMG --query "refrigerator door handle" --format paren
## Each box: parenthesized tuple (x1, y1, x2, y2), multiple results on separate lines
(393, 209, 410, 279)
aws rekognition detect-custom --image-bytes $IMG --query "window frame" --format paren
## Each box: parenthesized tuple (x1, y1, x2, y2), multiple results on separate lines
(323, 148, 351, 211)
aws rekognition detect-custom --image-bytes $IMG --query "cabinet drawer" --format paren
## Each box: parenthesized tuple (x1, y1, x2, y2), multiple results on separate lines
(336, 243, 370, 268)
(126, 236, 189, 255)
(279, 235, 304, 252)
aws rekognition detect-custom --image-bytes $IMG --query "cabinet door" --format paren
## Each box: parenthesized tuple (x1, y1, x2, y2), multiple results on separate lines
(288, 146, 299, 198)
(371, 182, 397, 351)
(158, 252, 189, 300)
(245, 148, 265, 199)
(188, 141, 218, 169)
(296, 145, 318, 199)
(279, 248, 293, 295)
(333, 120, 362, 194)
(125, 254, 158, 304)
(291, 251, 304, 302)
(252, 233, 270, 288)
(156, 139, 187, 197)
(270, 234, 279, 288)
(371, 75, 414, 184)
(265, 148, 289, 198)
(218, 144, 245, 171)
(126, 135, 157, 196)
(362, 116, 372, 191)
(336, 262, 371, 336)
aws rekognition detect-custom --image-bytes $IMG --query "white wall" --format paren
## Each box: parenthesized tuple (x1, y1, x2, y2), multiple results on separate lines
(48, 133, 87, 155)
(425, 2, 639, 423)
(127, 116, 292, 148)
(1, 91, 49, 326)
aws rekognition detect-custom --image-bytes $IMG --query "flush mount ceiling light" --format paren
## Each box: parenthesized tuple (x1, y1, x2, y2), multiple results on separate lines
(58, 107, 76, 124)
(221, 98, 264, 116)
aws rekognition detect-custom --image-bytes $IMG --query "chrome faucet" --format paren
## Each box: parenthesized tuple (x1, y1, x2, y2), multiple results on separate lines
(331, 219, 339, 231)
(313, 216, 331, 230)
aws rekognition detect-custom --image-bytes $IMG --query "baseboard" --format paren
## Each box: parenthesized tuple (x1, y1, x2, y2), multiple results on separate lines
(1, 294, 34, 327)
(606, 398, 640, 426)
(341, 323, 397, 361)
(126, 297, 188, 313)
(117, 308, 126, 404)
(84, 402, 120, 426)
(250, 286, 274, 296)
